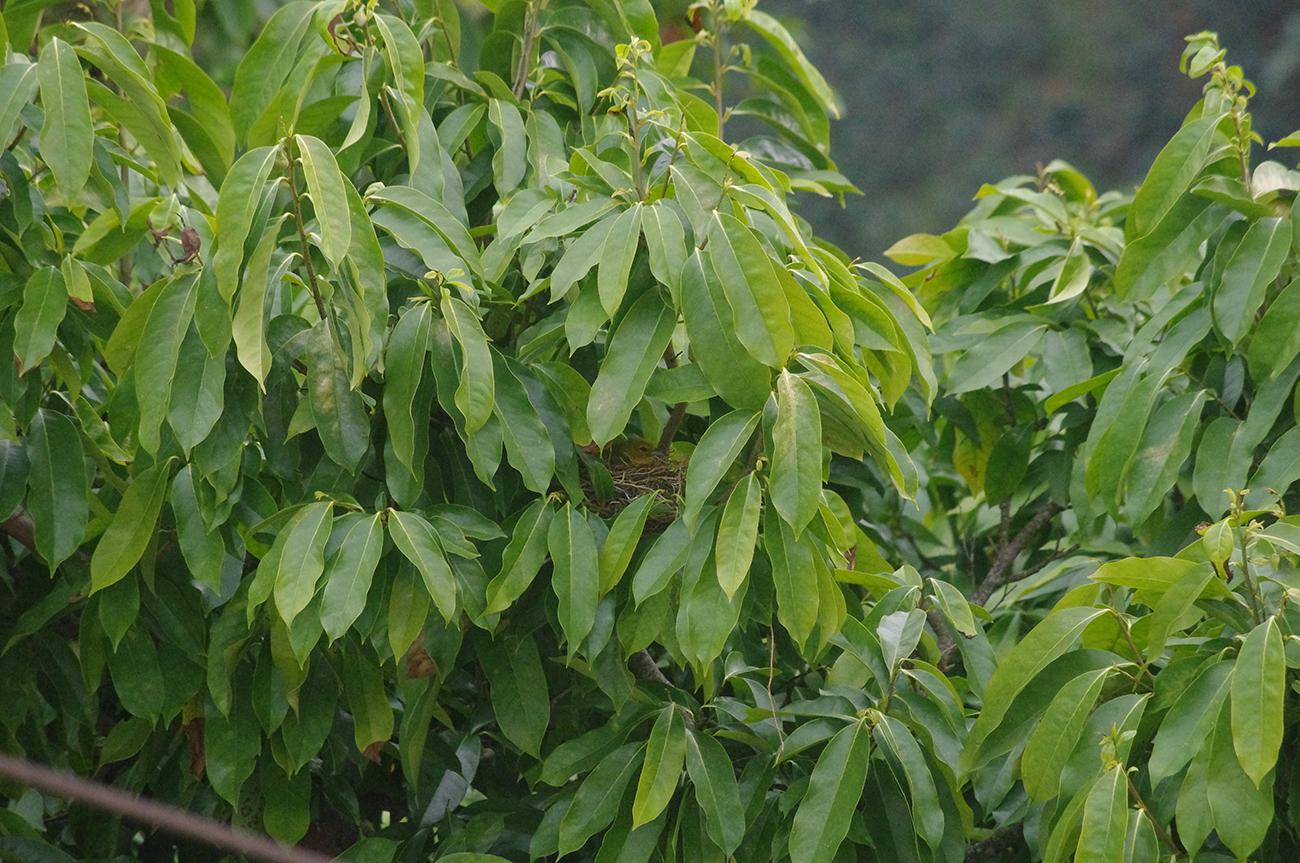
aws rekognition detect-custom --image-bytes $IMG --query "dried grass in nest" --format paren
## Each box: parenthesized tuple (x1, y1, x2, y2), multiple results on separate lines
(580, 448, 684, 527)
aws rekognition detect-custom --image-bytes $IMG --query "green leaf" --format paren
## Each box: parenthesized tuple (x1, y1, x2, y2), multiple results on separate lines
(25, 409, 88, 570)
(90, 460, 173, 593)
(873, 714, 944, 849)
(12, 267, 68, 374)
(373, 13, 424, 174)
(682, 409, 760, 526)
(558, 743, 643, 856)
(743, 10, 841, 119)
(788, 719, 870, 863)
(1127, 113, 1221, 238)
(0, 440, 29, 522)
(631, 517, 692, 604)
(770, 369, 823, 535)
(927, 577, 977, 637)
(1074, 765, 1128, 863)
(684, 730, 744, 854)
(307, 322, 370, 473)
(135, 275, 199, 454)
(170, 466, 223, 590)
(232, 214, 287, 389)
(295, 133, 352, 268)
(383, 304, 433, 474)
(548, 503, 599, 651)
(633, 705, 687, 828)
(965, 607, 1110, 761)
(715, 473, 762, 599)
(492, 354, 555, 494)
(272, 501, 333, 627)
(1211, 215, 1290, 345)
(706, 213, 794, 368)
(37, 37, 93, 197)
(680, 252, 771, 409)
(387, 563, 430, 660)
(214, 146, 278, 304)
(1149, 660, 1232, 787)
(388, 510, 457, 623)
(1207, 702, 1273, 860)
(946, 320, 1046, 394)
(641, 202, 687, 295)
(587, 289, 676, 447)
(481, 631, 550, 757)
(441, 294, 495, 435)
(1021, 667, 1109, 801)
(485, 500, 554, 614)
(1230, 617, 1285, 787)
(597, 204, 643, 317)
(488, 98, 527, 193)
(1045, 237, 1093, 304)
(320, 513, 385, 643)
(598, 493, 656, 595)
(0, 61, 38, 149)
(764, 503, 820, 650)
(340, 643, 393, 754)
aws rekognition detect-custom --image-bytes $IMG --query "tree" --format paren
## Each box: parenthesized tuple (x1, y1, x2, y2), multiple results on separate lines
(2, 6, 1300, 863)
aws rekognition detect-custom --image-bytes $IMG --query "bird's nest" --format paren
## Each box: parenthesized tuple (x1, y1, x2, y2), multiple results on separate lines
(580, 446, 683, 527)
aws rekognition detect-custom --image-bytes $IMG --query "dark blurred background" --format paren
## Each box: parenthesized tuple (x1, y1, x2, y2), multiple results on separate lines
(194, 1, 1300, 257)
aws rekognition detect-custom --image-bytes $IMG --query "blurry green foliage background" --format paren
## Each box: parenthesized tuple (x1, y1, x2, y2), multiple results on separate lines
(192, 0, 1300, 256)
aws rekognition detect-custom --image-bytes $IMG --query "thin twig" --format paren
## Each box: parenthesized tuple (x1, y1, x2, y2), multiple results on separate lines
(0, 753, 330, 863)
(971, 502, 1064, 606)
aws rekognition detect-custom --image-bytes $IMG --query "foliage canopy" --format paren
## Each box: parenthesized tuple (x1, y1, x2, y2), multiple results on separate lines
(2, 4, 1300, 863)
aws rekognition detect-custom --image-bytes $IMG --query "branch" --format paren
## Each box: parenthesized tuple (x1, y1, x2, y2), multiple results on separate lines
(1, 512, 36, 552)
(628, 649, 671, 686)
(0, 752, 330, 863)
(964, 824, 1024, 862)
(971, 502, 1063, 606)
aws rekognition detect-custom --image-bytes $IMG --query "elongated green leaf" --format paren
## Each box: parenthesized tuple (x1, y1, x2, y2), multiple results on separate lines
(682, 409, 760, 526)
(946, 320, 1046, 394)
(0, 61, 38, 149)
(320, 513, 384, 642)
(1074, 765, 1128, 863)
(1208, 702, 1274, 860)
(743, 10, 841, 119)
(441, 294, 495, 435)
(1149, 660, 1232, 787)
(13, 267, 67, 374)
(1212, 215, 1290, 345)
(25, 409, 88, 571)
(1021, 668, 1109, 801)
(38, 37, 93, 197)
(383, 304, 433, 473)
(715, 473, 762, 599)
(633, 706, 687, 828)
(680, 252, 771, 409)
(340, 642, 393, 753)
(1128, 113, 1221, 238)
(295, 134, 352, 268)
(307, 322, 370, 473)
(388, 510, 457, 623)
(232, 214, 287, 389)
(373, 12, 424, 174)
(481, 631, 550, 757)
(587, 289, 675, 447)
(558, 743, 643, 856)
(965, 607, 1110, 759)
(488, 98, 526, 193)
(1230, 617, 1285, 787)
(272, 501, 333, 626)
(214, 146, 278, 304)
(770, 370, 823, 535)
(598, 493, 656, 595)
(631, 517, 692, 604)
(874, 714, 943, 849)
(597, 204, 643, 317)
(492, 353, 555, 493)
(764, 504, 819, 649)
(548, 503, 599, 650)
(788, 719, 870, 863)
(706, 213, 794, 368)
(485, 500, 554, 613)
(685, 729, 744, 855)
(90, 460, 173, 592)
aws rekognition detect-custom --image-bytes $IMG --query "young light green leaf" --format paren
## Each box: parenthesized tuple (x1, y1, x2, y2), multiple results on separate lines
(388, 510, 457, 623)
(1127, 113, 1221, 238)
(770, 370, 823, 535)
(1230, 617, 1285, 787)
(633, 706, 687, 828)
(788, 719, 870, 863)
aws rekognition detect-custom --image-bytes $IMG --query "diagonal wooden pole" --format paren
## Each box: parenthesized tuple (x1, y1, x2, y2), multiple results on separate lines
(0, 752, 332, 863)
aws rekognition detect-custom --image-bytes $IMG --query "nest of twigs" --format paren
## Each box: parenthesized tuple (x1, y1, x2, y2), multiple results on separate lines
(579, 445, 683, 528)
